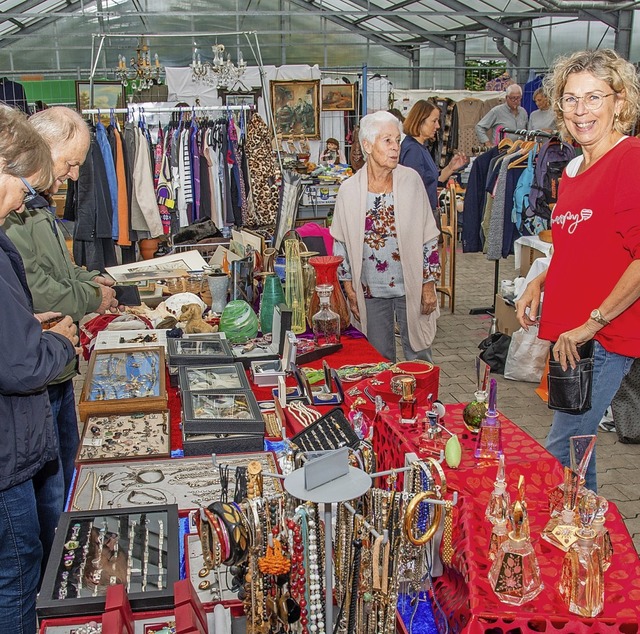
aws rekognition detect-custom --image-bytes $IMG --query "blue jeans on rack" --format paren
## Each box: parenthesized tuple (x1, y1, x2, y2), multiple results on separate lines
(0, 479, 42, 634)
(546, 340, 634, 492)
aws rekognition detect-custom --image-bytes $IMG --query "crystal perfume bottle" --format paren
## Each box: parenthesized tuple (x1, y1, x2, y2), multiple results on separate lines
(488, 495, 510, 561)
(311, 284, 340, 346)
(399, 377, 417, 423)
(558, 491, 604, 617)
(486, 455, 511, 525)
(474, 379, 503, 460)
(592, 496, 613, 571)
(542, 466, 580, 551)
(488, 498, 544, 605)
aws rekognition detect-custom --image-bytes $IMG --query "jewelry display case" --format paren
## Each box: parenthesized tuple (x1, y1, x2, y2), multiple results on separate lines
(182, 390, 264, 435)
(37, 505, 179, 619)
(178, 362, 250, 393)
(94, 329, 168, 352)
(69, 454, 281, 512)
(182, 430, 265, 457)
(167, 335, 234, 387)
(78, 347, 167, 422)
(76, 411, 170, 464)
(290, 407, 360, 452)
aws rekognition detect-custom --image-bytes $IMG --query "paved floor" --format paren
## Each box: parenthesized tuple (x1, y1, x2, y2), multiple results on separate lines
(430, 248, 640, 555)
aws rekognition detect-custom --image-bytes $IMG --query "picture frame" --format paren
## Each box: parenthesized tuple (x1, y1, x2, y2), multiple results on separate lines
(270, 79, 320, 139)
(75, 80, 127, 123)
(218, 87, 262, 108)
(321, 83, 356, 111)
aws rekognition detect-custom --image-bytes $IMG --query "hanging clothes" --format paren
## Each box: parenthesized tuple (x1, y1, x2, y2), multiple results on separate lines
(95, 121, 118, 242)
(0, 77, 29, 113)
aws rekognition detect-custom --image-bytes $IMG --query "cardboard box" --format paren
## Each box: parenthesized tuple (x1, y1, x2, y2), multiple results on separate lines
(495, 293, 521, 336)
(519, 245, 546, 277)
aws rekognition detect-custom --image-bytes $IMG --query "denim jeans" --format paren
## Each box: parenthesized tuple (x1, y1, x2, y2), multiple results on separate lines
(0, 479, 42, 634)
(33, 380, 78, 582)
(546, 340, 634, 492)
(364, 296, 432, 363)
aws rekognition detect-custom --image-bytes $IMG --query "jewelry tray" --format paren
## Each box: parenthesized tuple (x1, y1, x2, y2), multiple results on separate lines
(69, 453, 281, 512)
(291, 407, 360, 452)
(167, 335, 234, 367)
(77, 411, 170, 464)
(78, 346, 167, 422)
(94, 328, 169, 352)
(37, 505, 179, 619)
(182, 430, 265, 456)
(178, 362, 250, 393)
(182, 390, 264, 435)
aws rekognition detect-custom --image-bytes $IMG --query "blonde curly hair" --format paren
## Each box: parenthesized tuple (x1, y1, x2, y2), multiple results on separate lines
(542, 49, 640, 140)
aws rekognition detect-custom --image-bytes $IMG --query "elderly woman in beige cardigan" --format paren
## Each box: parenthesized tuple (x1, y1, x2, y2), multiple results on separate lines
(331, 111, 441, 362)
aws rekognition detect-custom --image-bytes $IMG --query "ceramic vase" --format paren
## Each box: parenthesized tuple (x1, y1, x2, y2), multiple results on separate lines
(307, 255, 350, 333)
(259, 273, 286, 334)
(139, 238, 159, 260)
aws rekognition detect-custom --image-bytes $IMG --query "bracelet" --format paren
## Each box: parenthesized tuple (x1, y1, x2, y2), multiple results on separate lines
(424, 457, 448, 496)
(205, 508, 229, 563)
(390, 374, 416, 396)
(391, 359, 435, 376)
(209, 502, 248, 566)
(404, 491, 442, 546)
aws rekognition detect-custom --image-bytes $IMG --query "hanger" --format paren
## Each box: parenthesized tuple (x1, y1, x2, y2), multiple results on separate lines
(508, 140, 538, 168)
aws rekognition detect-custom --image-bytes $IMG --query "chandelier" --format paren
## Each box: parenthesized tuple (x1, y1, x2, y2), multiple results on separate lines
(116, 38, 163, 92)
(190, 44, 247, 89)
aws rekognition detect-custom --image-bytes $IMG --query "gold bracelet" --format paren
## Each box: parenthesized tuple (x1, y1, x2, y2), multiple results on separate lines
(441, 499, 454, 566)
(424, 457, 447, 496)
(390, 359, 435, 376)
(403, 491, 442, 546)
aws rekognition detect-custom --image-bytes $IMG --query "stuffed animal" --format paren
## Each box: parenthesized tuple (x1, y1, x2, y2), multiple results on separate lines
(179, 303, 216, 334)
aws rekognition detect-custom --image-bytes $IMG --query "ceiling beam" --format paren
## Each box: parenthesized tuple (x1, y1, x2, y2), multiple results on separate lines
(433, 0, 520, 42)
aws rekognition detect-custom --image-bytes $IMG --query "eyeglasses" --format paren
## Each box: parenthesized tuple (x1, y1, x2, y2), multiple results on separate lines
(20, 177, 38, 204)
(557, 92, 615, 113)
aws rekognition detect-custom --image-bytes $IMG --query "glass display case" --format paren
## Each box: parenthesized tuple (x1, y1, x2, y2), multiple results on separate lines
(182, 390, 263, 435)
(167, 336, 234, 367)
(78, 347, 167, 421)
(37, 505, 179, 618)
(76, 411, 170, 463)
(178, 362, 249, 393)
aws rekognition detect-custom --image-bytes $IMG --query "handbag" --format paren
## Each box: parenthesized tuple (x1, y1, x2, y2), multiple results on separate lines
(547, 340, 594, 414)
(478, 332, 512, 374)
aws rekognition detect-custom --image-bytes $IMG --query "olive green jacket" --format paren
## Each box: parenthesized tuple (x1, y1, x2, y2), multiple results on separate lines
(4, 200, 102, 383)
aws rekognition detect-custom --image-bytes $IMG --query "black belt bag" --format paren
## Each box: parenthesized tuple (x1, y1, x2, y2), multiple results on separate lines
(547, 340, 594, 414)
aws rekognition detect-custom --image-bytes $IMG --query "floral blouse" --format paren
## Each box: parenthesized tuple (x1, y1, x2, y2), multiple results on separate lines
(334, 192, 441, 299)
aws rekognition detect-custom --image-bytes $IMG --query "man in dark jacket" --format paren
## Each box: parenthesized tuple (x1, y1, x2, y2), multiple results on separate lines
(4, 106, 118, 582)
(0, 104, 79, 634)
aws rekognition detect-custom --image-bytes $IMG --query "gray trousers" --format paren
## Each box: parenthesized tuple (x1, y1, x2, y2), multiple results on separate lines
(364, 295, 433, 363)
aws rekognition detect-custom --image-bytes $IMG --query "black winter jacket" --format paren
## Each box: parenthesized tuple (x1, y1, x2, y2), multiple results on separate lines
(0, 229, 75, 492)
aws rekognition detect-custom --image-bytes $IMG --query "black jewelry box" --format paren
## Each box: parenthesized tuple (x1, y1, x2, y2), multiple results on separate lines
(167, 335, 234, 387)
(182, 389, 264, 435)
(290, 407, 360, 452)
(37, 504, 179, 619)
(178, 362, 250, 393)
(182, 430, 265, 456)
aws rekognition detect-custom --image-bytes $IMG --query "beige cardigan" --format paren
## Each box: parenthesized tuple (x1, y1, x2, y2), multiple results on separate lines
(330, 164, 440, 351)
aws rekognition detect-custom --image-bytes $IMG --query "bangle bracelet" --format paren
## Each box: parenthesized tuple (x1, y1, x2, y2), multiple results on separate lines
(205, 508, 229, 563)
(404, 491, 442, 546)
(424, 457, 447, 496)
(391, 360, 434, 376)
(389, 374, 416, 396)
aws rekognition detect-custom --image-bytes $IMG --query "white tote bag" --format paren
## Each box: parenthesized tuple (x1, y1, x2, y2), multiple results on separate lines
(504, 325, 549, 383)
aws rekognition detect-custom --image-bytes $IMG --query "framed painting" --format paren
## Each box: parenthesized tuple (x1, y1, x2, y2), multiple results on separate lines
(270, 79, 320, 139)
(219, 87, 262, 108)
(75, 80, 126, 123)
(321, 83, 356, 111)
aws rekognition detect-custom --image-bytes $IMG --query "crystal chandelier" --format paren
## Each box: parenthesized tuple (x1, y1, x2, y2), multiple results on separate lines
(115, 38, 163, 92)
(190, 44, 247, 89)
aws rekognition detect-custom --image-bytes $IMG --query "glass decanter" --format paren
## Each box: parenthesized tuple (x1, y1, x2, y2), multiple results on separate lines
(488, 499, 544, 606)
(486, 455, 511, 526)
(311, 284, 340, 346)
(474, 378, 503, 460)
(592, 496, 613, 571)
(488, 495, 509, 561)
(463, 357, 490, 433)
(549, 435, 595, 517)
(558, 491, 604, 617)
(542, 466, 580, 552)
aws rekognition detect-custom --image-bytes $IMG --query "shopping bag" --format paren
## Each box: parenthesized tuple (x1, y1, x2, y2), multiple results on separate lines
(504, 326, 548, 383)
(478, 332, 511, 374)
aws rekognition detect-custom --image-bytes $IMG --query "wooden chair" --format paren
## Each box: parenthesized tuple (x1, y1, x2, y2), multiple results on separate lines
(436, 180, 457, 313)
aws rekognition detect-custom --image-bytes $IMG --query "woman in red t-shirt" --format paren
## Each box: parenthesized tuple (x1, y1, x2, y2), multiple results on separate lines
(516, 49, 640, 492)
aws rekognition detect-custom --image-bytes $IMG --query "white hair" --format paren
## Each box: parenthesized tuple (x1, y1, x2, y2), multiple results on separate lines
(505, 84, 523, 96)
(358, 111, 402, 160)
(29, 106, 90, 148)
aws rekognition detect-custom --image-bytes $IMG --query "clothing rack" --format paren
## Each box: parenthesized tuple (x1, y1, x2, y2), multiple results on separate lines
(469, 127, 558, 316)
(80, 104, 254, 116)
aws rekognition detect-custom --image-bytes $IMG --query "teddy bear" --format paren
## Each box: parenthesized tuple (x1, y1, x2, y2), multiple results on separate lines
(179, 303, 217, 334)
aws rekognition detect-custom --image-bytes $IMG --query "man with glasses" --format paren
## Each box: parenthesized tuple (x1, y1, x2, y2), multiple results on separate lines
(4, 106, 118, 581)
(476, 84, 529, 147)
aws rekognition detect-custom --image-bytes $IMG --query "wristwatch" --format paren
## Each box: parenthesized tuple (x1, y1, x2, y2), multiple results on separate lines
(590, 308, 610, 327)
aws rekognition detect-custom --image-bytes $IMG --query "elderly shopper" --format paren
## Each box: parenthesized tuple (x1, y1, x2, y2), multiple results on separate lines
(476, 84, 529, 146)
(400, 99, 467, 227)
(527, 88, 556, 132)
(0, 104, 79, 634)
(331, 110, 441, 362)
(4, 107, 118, 579)
(516, 49, 640, 492)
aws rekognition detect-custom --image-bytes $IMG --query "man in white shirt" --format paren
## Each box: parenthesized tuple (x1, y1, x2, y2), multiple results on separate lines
(476, 84, 529, 146)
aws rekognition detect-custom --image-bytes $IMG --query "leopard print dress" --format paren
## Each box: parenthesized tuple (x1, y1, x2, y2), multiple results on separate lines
(245, 113, 280, 227)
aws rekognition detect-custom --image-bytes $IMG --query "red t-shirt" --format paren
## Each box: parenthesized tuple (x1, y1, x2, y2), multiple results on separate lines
(539, 136, 640, 357)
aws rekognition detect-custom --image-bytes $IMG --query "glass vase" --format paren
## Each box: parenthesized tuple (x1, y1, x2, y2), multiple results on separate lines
(301, 252, 317, 324)
(284, 239, 307, 334)
(307, 256, 350, 333)
(259, 273, 286, 334)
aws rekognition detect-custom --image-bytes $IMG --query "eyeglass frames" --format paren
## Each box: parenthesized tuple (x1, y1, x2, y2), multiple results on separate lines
(557, 92, 616, 113)
(20, 177, 38, 204)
